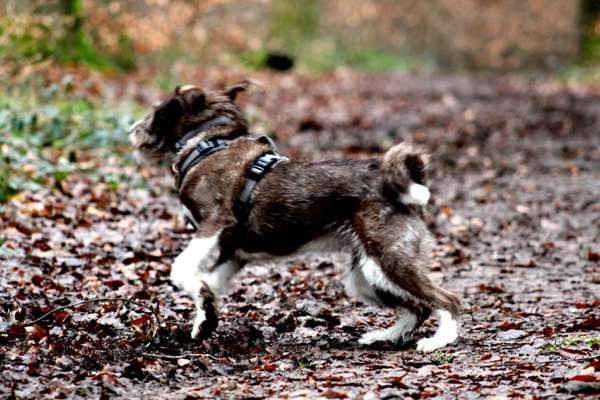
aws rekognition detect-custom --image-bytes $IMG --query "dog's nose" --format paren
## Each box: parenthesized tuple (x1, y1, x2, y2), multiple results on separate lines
(128, 118, 144, 133)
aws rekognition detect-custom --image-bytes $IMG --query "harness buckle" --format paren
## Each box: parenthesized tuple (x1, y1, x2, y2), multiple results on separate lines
(248, 154, 278, 180)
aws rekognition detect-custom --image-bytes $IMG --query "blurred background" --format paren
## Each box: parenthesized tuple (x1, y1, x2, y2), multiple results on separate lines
(2, 0, 600, 75)
(2, 3, 600, 397)
(0, 0, 599, 201)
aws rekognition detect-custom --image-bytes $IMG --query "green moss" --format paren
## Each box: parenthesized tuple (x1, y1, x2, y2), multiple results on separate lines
(543, 335, 600, 354)
(559, 335, 600, 347)
(308, 48, 414, 72)
(430, 351, 455, 364)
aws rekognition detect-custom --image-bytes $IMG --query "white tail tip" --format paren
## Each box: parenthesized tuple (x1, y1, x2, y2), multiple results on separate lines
(401, 183, 430, 206)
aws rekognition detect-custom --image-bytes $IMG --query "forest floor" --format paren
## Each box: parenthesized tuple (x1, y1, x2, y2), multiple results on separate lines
(1, 70, 599, 399)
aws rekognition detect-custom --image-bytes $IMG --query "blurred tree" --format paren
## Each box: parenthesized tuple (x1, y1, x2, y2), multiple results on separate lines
(0, 0, 134, 71)
(60, 0, 84, 59)
(580, 0, 600, 65)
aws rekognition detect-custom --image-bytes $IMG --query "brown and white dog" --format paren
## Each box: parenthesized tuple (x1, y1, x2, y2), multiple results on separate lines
(129, 81, 462, 352)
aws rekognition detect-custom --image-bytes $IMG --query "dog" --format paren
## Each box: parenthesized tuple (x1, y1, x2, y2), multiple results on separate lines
(129, 81, 462, 352)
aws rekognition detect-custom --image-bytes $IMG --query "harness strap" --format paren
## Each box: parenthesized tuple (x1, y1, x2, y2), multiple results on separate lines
(174, 116, 233, 152)
(233, 152, 287, 223)
(174, 127, 287, 228)
(175, 138, 230, 189)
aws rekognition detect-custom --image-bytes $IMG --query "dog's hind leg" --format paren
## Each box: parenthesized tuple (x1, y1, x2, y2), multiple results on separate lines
(344, 252, 428, 345)
(350, 252, 458, 351)
(416, 309, 459, 353)
(358, 308, 418, 345)
(348, 210, 461, 351)
(171, 229, 242, 339)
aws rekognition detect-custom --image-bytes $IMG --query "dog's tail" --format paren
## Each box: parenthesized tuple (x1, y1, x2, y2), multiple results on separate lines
(429, 286, 463, 316)
(381, 142, 431, 206)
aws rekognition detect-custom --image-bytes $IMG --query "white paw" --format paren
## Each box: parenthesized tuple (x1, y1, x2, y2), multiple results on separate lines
(416, 334, 457, 353)
(417, 337, 441, 353)
(359, 330, 396, 345)
(190, 309, 206, 340)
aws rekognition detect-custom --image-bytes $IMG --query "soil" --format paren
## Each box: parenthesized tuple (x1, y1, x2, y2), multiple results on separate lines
(1, 72, 599, 399)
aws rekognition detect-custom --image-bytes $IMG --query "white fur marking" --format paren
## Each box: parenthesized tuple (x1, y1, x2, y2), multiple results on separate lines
(401, 183, 430, 206)
(344, 267, 377, 305)
(416, 310, 458, 352)
(203, 260, 238, 295)
(360, 256, 417, 302)
(359, 310, 418, 345)
(236, 234, 345, 263)
(179, 84, 197, 92)
(181, 205, 199, 230)
(170, 232, 221, 296)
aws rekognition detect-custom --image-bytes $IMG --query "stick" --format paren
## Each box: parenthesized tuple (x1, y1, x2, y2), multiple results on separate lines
(141, 352, 207, 359)
(474, 355, 598, 368)
(23, 297, 161, 345)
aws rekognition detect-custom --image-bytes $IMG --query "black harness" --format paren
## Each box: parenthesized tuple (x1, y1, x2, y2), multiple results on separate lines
(174, 116, 233, 152)
(174, 118, 286, 228)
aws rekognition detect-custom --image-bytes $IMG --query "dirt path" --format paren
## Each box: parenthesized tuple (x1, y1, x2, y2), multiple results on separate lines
(1, 73, 599, 399)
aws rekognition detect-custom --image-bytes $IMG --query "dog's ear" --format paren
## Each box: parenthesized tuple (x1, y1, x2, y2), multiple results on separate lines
(150, 97, 184, 134)
(224, 79, 254, 101)
(175, 86, 206, 113)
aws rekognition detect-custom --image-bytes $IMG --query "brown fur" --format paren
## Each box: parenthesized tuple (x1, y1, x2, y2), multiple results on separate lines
(129, 81, 462, 343)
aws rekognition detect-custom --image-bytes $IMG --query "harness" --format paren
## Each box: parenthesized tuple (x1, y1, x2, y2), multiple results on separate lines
(173, 117, 287, 229)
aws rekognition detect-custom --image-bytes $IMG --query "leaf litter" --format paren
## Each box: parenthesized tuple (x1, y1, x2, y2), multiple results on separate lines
(1, 69, 599, 398)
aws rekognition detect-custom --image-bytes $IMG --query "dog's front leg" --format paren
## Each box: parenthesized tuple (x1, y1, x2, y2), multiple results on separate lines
(189, 258, 240, 339)
(171, 231, 241, 339)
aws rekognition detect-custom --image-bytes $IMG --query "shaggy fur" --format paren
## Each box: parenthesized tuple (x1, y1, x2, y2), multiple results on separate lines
(129, 81, 462, 352)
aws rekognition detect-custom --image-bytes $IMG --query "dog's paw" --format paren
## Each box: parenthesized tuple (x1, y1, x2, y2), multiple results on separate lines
(358, 332, 380, 346)
(190, 283, 218, 341)
(358, 329, 405, 346)
(416, 336, 455, 353)
(191, 309, 206, 339)
(190, 309, 218, 340)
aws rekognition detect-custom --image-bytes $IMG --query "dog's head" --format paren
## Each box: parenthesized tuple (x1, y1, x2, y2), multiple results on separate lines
(129, 81, 252, 158)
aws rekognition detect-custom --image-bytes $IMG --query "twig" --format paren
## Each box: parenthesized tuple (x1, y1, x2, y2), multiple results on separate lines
(23, 297, 161, 346)
(474, 355, 598, 368)
(141, 352, 207, 360)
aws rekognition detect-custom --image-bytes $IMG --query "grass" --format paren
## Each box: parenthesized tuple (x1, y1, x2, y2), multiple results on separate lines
(296, 358, 314, 369)
(239, 46, 417, 73)
(543, 335, 600, 354)
(236, 0, 419, 73)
